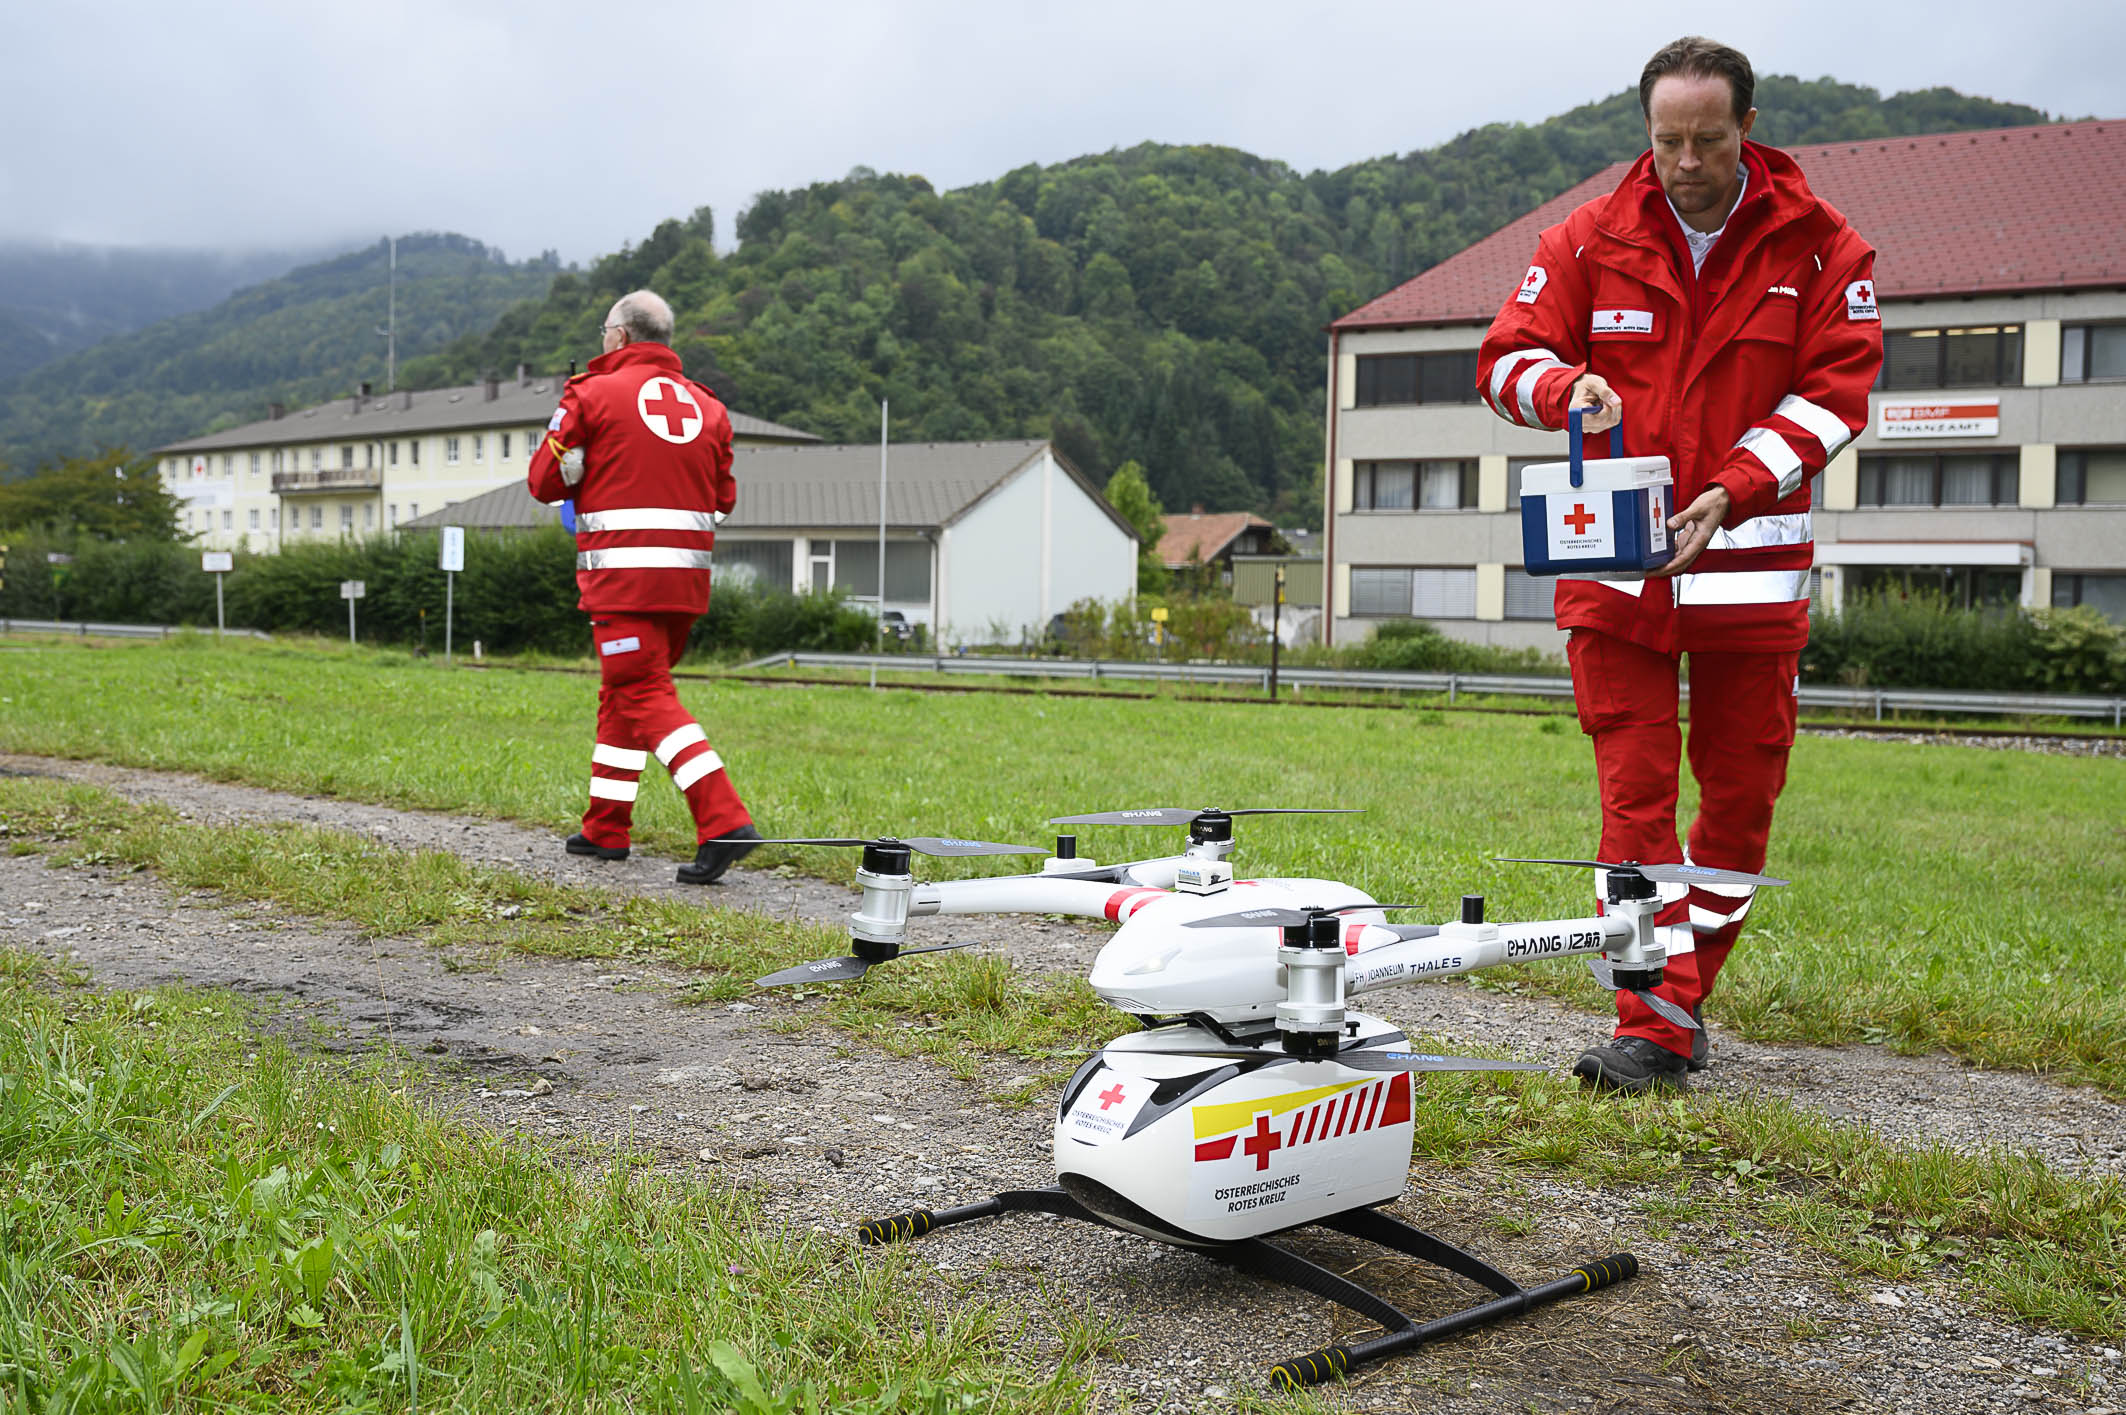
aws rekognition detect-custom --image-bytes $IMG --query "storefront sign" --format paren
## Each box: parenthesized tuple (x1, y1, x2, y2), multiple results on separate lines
(1877, 397, 2000, 440)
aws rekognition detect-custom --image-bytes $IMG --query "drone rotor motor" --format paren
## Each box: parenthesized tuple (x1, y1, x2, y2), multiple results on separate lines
(850, 841, 916, 962)
(1276, 912, 1347, 1057)
(1600, 865, 1667, 991)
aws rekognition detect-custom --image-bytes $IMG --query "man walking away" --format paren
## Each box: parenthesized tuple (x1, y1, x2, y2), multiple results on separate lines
(528, 288, 763, 884)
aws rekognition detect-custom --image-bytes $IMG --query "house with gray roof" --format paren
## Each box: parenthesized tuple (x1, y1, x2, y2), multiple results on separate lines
(152, 370, 818, 551)
(400, 438, 1138, 645)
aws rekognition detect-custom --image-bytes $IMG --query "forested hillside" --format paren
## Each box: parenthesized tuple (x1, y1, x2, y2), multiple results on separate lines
(413, 78, 2045, 523)
(0, 242, 317, 384)
(0, 235, 557, 476)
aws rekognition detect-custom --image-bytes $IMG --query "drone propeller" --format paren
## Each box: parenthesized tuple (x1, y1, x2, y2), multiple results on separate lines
(1494, 858, 1789, 889)
(1583, 956, 1701, 1031)
(1178, 1046, 1546, 1074)
(1184, 902, 1427, 930)
(1047, 807, 1361, 827)
(720, 835, 1044, 858)
(754, 940, 979, 988)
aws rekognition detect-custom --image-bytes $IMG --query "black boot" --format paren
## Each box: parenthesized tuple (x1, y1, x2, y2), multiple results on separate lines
(1572, 1035, 1690, 1093)
(677, 824, 762, 885)
(565, 833, 628, 862)
(1687, 1003, 1709, 1072)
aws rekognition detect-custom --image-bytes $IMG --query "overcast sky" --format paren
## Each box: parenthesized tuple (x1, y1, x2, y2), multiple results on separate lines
(10, 0, 2119, 265)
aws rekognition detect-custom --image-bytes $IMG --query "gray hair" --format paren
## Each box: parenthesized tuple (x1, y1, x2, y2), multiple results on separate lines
(609, 289, 675, 344)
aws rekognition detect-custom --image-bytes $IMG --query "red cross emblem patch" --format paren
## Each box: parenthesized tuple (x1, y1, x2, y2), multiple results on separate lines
(1516, 265, 1548, 304)
(637, 377, 704, 443)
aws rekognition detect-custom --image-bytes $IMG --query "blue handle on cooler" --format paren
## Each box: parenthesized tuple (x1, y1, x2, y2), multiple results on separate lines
(1567, 407, 1624, 489)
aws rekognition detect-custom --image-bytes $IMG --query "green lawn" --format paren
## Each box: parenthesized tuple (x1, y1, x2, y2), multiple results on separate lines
(1, 636, 2121, 1090)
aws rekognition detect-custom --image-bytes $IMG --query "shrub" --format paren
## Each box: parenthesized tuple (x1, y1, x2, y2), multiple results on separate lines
(1803, 590, 2123, 695)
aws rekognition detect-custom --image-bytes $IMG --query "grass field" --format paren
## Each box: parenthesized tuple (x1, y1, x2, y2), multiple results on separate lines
(4, 775, 2122, 1348)
(2, 636, 2120, 1090)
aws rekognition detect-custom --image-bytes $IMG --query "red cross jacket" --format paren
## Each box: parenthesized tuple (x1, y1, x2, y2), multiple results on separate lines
(1477, 142, 1882, 653)
(527, 341, 736, 616)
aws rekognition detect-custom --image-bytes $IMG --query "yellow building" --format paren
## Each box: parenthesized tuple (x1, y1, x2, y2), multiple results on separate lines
(154, 371, 818, 551)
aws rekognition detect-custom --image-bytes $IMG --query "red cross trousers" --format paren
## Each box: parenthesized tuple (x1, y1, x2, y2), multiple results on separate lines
(638, 378, 702, 443)
(1564, 503, 1597, 535)
(1097, 1083, 1128, 1111)
(1242, 1113, 1283, 1171)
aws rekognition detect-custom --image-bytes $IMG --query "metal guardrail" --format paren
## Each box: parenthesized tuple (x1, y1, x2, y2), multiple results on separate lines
(740, 651, 2126, 726)
(0, 618, 271, 641)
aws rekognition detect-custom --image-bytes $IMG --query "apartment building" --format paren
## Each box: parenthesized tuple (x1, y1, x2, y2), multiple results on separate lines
(1322, 121, 2126, 647)
(154, 370, 818, 551)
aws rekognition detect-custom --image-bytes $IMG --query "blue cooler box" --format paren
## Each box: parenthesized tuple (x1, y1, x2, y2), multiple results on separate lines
(1518, 411, 1675, 578)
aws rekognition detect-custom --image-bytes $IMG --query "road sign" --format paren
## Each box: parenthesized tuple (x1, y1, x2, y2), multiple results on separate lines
(202, 551, 233, 572)
(340, 580, 366, 599)
(439, 525, 464, 573)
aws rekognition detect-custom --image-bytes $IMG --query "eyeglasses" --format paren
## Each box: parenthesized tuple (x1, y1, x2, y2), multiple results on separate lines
(601, 323, 625, 335)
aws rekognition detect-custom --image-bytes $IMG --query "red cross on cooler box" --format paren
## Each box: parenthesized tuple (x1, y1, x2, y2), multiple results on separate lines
(1563, 503, 1596, 535)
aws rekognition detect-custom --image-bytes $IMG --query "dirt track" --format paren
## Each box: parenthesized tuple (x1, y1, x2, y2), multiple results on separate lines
(3, 752, 2121, 1414)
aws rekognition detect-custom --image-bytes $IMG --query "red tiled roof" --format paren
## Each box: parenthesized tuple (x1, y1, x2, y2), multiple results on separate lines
(1156, 511, 1271, 568)
(1332, 121, 2126, 331)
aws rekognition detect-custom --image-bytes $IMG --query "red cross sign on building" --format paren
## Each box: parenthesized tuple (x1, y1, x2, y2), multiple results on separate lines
(637, 377, 703, 444)
(1564, 503, 1597, 535)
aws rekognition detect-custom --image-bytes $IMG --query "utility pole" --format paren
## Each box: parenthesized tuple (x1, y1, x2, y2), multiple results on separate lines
(872, 399, 888, 690)
(376, 236, 398, 392)
(1269, 563, 1285, 699)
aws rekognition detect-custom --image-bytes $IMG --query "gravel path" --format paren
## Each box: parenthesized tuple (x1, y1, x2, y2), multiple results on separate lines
(3, 752, 2122, 1414)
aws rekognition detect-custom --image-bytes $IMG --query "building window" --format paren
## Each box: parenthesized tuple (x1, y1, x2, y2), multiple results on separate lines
(409, 440, 420, 467)
(311, 505, 324, 530)
(220, 509, 231, 530)
(389, 503, 398, 526)
(409, 502, 419, 519)
(1857, 453, 2017, 507)
(501, 432, 512, 460)
(714, 539, 795, 592)
(363, 504, 374, 529)
(389, 442, 399, 466)
(340, 445, 355, 471)
(1354, 352, 1482, 407)
(1851, 565, 2022, 610)
(1357, 459, 1477, 510)
(1503, 569, 1553, 620)
(445, 437, 460, 465)
(1350, 566, 1478, 618)
(2052, 572, 2126, 622)
(311, 448, 322, 471)
(365, 444, 375, 469)
(1506, 458, 1549, 511)
(219, 455, 230, 475)
(271, 450, 284, 473)
(340, 505, 354, 532)
(2057, 449, 2126, 505)
(472, 434, 485, 461)
(831, 540, 932, 600)
(1876, 326, 2022, 390)
(2061, 325, 2126, 383)
(248, 453, 260, 476)
(248, 507, 260, 530)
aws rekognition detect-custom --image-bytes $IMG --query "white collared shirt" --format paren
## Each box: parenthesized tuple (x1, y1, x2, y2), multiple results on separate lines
(1668, 163, 1748, 274)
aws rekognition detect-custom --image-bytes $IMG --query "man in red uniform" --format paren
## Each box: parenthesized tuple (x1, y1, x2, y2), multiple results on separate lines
(528, 288, 762, 884)
(1477, 37, 1882, 1090)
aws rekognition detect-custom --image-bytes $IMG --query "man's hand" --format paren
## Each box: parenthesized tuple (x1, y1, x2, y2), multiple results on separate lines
(1650, 486, 1731, 577)
(1570, 374, 1622, 434)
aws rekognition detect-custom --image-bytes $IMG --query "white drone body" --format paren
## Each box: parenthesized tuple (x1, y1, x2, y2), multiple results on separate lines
(785, 815, 1722, 1248)
(751, 810, 1781, 1388)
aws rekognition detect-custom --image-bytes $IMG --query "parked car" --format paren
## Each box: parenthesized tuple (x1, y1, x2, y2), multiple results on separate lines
(878, 610, 915, 642)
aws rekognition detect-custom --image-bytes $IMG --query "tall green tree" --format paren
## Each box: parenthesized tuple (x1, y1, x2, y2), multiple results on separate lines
(0, 449, 177, 541)
(1105, 460, 1168, 594)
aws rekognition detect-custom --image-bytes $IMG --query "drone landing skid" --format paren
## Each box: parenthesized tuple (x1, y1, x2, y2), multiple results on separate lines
(857, 1186, 1638, 1390)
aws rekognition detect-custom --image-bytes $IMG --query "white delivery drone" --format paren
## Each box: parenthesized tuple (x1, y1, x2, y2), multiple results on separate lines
(729, 808, 1784, 1390)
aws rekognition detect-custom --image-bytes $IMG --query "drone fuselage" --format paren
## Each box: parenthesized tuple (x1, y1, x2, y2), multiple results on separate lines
(1054, 1015, 1415, 1245)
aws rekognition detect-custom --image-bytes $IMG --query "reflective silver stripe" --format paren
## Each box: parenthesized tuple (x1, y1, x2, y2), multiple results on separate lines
(576, 547, 715, 571)
(655, 723, 707, 765)
(1515, 360, 1567, 427)
(671, 750, 725, 792)
(576, 508, 720, 534)
(1489, 348, 1558, 417)
(1736, 426, 1807, 498)
(1709, 511, 1813, 554)
(587, 776, 639, 802)
(1675, 569, 1811, 606)
(1561, 575, 1646, 598)
(1657, 924, 1696, 958)
(592, 743, 648, 771)
(1773, 394, 1852, 459)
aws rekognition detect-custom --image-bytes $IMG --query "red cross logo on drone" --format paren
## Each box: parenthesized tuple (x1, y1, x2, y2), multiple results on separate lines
(1564, 503, 1596, 535)
(1097, 1083, 1127, 1110)
(1242, 1113, 1283, 1171)
(637, 378, 703, 444)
